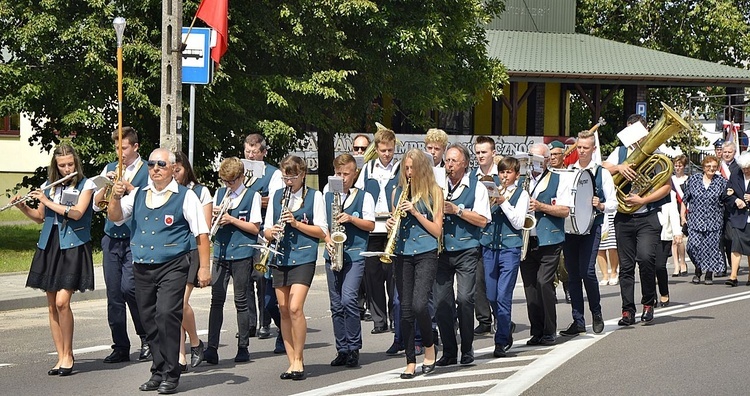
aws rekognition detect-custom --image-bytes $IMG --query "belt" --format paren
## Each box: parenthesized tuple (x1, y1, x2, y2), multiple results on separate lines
(628, 210, 658, 219)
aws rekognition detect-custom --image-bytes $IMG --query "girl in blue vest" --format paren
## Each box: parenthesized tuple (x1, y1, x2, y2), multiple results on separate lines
(16, 142, 95, 376)
(386, 149, 443, 379)
(173, 151, 213, 370)
(264, 155, 327, 380)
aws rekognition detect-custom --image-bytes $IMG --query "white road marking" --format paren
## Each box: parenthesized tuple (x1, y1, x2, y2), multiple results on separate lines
(292, 291, 750, 396)
(47, 329, 220, 356)
(0, 363, 13, 368)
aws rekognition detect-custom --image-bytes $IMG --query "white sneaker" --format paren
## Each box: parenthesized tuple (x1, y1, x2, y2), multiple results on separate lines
(599, 279, 609, 286)
(609, 276, 619, 286)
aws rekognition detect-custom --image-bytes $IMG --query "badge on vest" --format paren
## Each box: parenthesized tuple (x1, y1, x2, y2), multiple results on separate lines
(458, 204, 465, 210)
(551, 198, 556, 205)
(239, 215, 247, 222)
(165, 215, 174, 226)
(301, 213, 309, 224)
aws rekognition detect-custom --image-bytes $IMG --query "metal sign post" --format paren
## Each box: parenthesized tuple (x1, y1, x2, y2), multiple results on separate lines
(181, 27, 212, 165)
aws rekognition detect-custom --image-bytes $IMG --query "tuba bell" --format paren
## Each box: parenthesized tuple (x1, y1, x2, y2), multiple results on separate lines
(612, 102, 691, 214)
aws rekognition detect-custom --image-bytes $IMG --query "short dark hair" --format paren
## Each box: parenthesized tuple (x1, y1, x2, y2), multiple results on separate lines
(111, 126, 139, 145)
(498, 156, 520, 173)
(474, 136, 495, 147)
(626, 114, 647, 127)
(244, 134, 267, 152)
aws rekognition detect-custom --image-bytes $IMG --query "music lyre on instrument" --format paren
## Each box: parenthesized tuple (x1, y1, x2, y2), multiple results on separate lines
(1, 172, 78, 212)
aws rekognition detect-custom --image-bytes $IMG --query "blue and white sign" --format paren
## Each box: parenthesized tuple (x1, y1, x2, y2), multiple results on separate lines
(181, 27, 212, 85)
(636, 101, 647, 119)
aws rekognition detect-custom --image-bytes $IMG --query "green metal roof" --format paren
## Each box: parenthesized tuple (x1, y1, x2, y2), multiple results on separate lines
(487, 30, 750, 86)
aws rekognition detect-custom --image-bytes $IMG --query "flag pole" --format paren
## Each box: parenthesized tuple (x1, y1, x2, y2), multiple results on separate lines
(113, 17, 126, 180)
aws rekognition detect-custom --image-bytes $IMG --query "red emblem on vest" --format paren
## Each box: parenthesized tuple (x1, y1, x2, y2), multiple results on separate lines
(165, 215, 174, 226)
(239, 215, 247, 222)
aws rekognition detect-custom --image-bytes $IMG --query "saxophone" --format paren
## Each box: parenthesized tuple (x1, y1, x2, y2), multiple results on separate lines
(209, 187, 232, 241)
(380, 178, 410, 264)
(330, 192, 348, 271)
(519, 165, 536, 262)
(254, 186, 292, 273)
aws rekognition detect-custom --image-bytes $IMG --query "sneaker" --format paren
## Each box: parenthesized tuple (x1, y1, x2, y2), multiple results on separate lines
(617, 311, 635, 326)
(599, 279, 609, 286)
(559, 322, 586, 337)
(346, 350, 359, 368)
(592, 313, 605, 334)
(641, 305, 654, 324)
(234, 347, 250, 362)
(608, 276, 619, 286)
(493, 344, 507, 358)
(385, 342, 404, 356)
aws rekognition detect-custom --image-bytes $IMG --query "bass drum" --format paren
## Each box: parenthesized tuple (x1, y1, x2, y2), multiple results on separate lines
(564, 169, 596, 235)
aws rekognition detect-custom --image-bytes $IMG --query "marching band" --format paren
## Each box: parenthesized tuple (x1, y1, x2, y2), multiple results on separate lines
(13, 103, 707, 391)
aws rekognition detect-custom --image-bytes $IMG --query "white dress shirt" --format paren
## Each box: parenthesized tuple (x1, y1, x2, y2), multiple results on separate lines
(264, 187, 329, 236)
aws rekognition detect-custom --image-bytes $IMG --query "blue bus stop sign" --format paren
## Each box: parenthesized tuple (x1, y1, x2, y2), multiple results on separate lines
(181, 27, 212, 85)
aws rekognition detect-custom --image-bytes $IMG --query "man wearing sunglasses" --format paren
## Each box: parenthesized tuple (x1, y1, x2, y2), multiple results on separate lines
(93, 126, 151, 364)
(108, 148, 211, 394)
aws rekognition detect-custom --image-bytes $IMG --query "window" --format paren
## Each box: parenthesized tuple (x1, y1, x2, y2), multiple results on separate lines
(0, 114, 20, 136)
(437, 109, 473, 135)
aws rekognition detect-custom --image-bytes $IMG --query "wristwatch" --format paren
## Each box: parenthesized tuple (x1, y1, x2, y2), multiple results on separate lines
(457, 208, 464, 217)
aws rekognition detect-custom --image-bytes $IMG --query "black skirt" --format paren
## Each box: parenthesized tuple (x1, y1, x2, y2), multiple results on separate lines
(26, 225, 94, 293)
(271, 263, 315, 288)
(187, 249, 200, 286)
(730, 224, 750, 256)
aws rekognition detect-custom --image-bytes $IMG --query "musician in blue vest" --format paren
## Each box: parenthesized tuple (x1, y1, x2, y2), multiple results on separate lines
(603, 114, 671, 326)
(204, 158, 261, 365)
(108, 148, 210, 394)
(93, 126, 151, 363)
(521, 144, 572, 346)
(17, 142, 95, 376)
(264, 155, 327, 381)
(559, 130, 616, 337)
(354, 128, 400, 334)
(434, 144, 490, 367)
(173, 152, 212, 370)
(472, 136, 500, 335)
(480, 156, 528, 357)
(385, 149, 443, 379)
(244, 134, 284, 340)
(323, 154, 376, 368)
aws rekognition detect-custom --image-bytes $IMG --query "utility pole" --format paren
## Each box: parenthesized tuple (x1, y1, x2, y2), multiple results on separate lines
(159, 0, 183, 151)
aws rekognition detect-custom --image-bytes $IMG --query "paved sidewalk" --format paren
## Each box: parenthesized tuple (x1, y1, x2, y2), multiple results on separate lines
(0, 246, 330, 312)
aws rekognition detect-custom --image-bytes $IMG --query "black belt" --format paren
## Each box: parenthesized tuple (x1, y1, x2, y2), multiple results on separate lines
(622, 210, 658, 219)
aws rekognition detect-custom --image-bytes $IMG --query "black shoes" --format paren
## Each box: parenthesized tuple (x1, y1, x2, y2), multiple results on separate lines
(203, 346, 219, 365)
(190, 340, 205, 368)
(330, 352, 348, 366)
(157, 380, 178, 394)
(691, 275, 701, 284)
(280, 371, 293, 380)
(400, 371, 415, 379)
(540, 335, 556, 345)
(48, 368, 60, 376)
(385, 342, 404, 355)
(421, 361, 436, 374)
(618, 311, 635, 326)
(526, 335, 542, 346)
(371, 326, 388, 334)
(179, 363, 188, 373)
(460, 353, 474, 365)
(473, 324, 492, 335)
(104, 349, 130, 363)
(659, 295, 670, 307)
(726, 278, 739, 287)
(493, 344, 507, 358)
(258, 325, 272, 339)
(592, 313, 605, 334)
(505, 321, 516, 351)
(234, 347, 250, 362)
(291, 368, 306, 380)
(641, 305, 654, 324)
(346, 350, 359, 368)
(139, 380, 161, 391)
(139, 342, 152, 361)
(559, 322, 586, 337)
(704, 272, 714, 285)
(58, 364, 73, 376)
(435, 356, 457, 366)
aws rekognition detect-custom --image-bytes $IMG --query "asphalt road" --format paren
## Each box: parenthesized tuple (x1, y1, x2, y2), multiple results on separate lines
(1, 266, 748, 396)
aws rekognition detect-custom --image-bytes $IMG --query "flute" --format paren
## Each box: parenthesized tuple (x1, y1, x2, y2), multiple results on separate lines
(0, 172, 78, 212)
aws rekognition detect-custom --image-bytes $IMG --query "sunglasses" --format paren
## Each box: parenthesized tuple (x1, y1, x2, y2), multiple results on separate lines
(353, 146, 367, 152)
(147, 160, 168, 168)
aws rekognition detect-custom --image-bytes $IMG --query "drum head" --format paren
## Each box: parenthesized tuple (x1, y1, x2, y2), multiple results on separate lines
(566, 170, 596, 235)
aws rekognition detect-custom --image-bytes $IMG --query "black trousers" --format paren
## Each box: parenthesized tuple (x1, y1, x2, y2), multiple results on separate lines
(520, 238, 561, 337)
(474, 251, 493, 327)
(364, 235, 394, 329)
(395, 250, 438, 364)
(134, 254, 189, 384)
(655, 240, 672, 298)
(614, 211, 659, 314)
(434, 247, 479, 358)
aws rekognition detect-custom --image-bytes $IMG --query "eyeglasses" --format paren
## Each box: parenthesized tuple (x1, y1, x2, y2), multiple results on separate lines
(221, 177, 240, 184)
(282, 174, 300, 181)
(353, 146, 367, 152)
(147, 160, 168, 168)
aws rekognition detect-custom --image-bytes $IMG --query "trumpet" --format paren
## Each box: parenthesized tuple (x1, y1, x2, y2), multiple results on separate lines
(209, 188, 232, 240)
(254, 186, 292, 273)
(96, 167, 120, 210)
(1, 172, 78, 212)
(381, 178, 410, 264)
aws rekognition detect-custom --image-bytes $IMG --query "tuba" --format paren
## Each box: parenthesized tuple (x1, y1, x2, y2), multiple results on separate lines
(380, 178, 410, 264)
(612, 103, 690, 214)
(255, 186, 292, 273)
(330, 192, 347, 271)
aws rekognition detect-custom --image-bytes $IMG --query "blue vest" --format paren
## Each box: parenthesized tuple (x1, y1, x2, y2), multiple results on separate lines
(393, 187, 438, 256)
(272, 187, 320, 266)
(362, 160, 400, 212)
(130, 185, 192, 264)
(533, 171, 565, 246)
(104, 160, 149, 239)
(480, 186, 524, 250)
(38, 178, 93, 250)
(469, 168, 500, 186)
(443, 176, 482, 251)
(613, 146, 670, 211)
(323, 189, 370, 263)
(213, 187, 258, 260)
